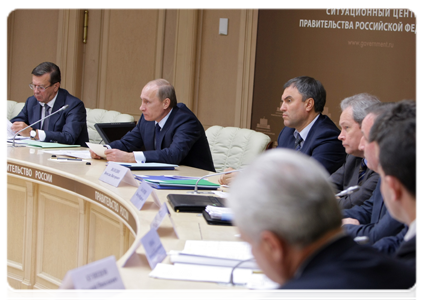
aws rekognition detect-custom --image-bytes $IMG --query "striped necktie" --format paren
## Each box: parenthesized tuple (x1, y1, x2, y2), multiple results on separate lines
(294, 133, 303, 151)
(358, 159, 367, 186)
(42, 105, 51, 130)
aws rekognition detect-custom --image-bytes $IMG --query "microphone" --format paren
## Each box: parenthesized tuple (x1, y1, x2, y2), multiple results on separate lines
(188, 169, 241, 194)
(335, 185, 360, 197)
(12, 105, 69, 147)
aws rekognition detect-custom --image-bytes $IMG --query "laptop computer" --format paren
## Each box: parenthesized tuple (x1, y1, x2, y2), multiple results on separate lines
(94, 122, 136, 144)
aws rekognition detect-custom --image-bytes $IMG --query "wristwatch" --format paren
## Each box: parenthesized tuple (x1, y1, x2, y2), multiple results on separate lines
(30, 130, 37, 139)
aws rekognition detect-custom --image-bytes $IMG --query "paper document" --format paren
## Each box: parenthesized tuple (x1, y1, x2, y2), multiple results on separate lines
(205, 206, 233, 221)
(7, 119, 15, 139)
(86, 142, 107, 158)
(44, 150, 92, 159)
(149, 263, 252, 285)
(115, 162, 178, 170)
(181, 240, 253, 260)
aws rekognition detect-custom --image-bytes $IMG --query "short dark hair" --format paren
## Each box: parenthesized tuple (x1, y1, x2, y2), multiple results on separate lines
(283, 76, 326, 113)
(31, 62, 61, 85)
(151, 79, 177, 108)
(369, 100, 415, 143)
(377, 118, 420, 201)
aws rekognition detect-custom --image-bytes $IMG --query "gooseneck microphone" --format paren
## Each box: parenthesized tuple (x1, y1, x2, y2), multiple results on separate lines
(188, 169, 241, 194)
(335, 185, 360, 197)
(12, 105, 69, 147)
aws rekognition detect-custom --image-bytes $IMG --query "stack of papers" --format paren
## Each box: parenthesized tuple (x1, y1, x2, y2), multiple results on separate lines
(9, 139, 80, 148)
(149, 240, 279, 289)
(205, 205, 233, 221)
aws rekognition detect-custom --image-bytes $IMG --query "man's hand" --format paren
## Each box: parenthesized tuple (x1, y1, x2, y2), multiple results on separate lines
(342, 218, 360, 226)
(218, 167, 238, 186)
(104, 149, 136, 163)
(11, 122, 31, 136)
(89, 149, 103, 159)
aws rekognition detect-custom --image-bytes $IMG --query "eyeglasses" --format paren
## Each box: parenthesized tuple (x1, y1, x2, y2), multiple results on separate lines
(29, 84, 53, 92)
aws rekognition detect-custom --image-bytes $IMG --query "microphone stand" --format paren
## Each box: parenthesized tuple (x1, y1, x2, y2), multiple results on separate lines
(12, 105, 69, 147)
(188, 169, 241, 195)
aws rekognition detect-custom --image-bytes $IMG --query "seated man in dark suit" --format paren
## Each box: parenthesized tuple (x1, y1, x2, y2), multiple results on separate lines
(342, 103, 404, 247)
(228, 148, 414, 289)
(277, 76, 345, 174)
(90, 79, 215, 172)
(219, 76, 345, 185)
(330, 93, 380, 209)
(11, 62, 89, 147)
(370, 100, 416, 267)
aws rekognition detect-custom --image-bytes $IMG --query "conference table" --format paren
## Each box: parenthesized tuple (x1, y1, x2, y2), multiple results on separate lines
(6, 145, 242, 290)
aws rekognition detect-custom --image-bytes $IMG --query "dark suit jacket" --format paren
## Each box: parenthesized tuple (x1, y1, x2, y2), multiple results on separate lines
(280, 235, 415, 289)
(109, 103, 215, 172)
(343, 179, 404, 244)
(396, 235, 416, 268)
(373, 225, 408, 255)
(11, 88, 89, 147)
(330, 155, 379, 209)
(277, 114, 346, 174)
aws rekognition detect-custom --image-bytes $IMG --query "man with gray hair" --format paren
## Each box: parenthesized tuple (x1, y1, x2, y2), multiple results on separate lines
(228, 148, 414, 289)
(330, 93, 380, 209)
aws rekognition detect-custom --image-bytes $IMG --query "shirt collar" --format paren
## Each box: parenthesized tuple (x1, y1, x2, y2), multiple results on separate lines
(404, 220, 416, 241)
(40, 91, 58, 109)
(155, 108, 173, 129)
(295, 114, 320, 142)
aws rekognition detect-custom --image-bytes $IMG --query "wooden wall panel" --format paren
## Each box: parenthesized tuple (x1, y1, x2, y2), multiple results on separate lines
(88, 205, 123, 263)
(35, 188, 80, 288)
(7, 10, 59, 102)
(98, 10, 160, 116)
(196, 10, 241, 128)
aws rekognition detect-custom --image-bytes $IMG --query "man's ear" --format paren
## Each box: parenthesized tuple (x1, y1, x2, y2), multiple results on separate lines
(163, 98, 170, 109)
(260, 230, 285, 263)
(385, 175, 403, 202)
(304, 98, 315, 112)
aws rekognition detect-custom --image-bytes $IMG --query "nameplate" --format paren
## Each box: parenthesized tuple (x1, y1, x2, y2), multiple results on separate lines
(99, 162, 138, 187)
(130, 179, 153, 210)
(150, 203, 179, 239)
(60, 255, 125, 289)
(151, 189, 161, 207)
(141, 228, 167, 269)
(150, 203, 170, 230)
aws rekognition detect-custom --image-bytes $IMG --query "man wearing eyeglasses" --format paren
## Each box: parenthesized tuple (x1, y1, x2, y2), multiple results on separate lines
(10, 62, 89, 147)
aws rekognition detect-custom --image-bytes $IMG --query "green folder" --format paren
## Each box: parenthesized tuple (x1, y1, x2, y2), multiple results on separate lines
(25, 141, 80, 148)
(157, 179, 220, 189)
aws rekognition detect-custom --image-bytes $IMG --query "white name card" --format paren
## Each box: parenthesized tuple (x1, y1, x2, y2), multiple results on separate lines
(150, 203, 179, 239)
(141, 228, 167, 269)
(150, 202, 170, 230)
(60, 255, 125, 289)
(99, 162, 138, 187)
(130, 179, 153, 210)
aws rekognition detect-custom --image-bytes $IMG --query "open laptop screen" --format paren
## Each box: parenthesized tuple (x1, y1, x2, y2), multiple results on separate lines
(94, 122, 136, 144)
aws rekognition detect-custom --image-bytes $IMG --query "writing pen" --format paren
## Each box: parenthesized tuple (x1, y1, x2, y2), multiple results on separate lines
(336, 185, 360, 197)
(57, 158, 83, 161)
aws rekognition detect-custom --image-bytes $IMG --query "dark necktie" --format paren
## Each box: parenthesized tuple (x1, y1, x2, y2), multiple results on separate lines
(42, 105, 51, 131)
(155, 123, 161, 150)
(294, 133, 303, 151)
(358, 159, 367, 186)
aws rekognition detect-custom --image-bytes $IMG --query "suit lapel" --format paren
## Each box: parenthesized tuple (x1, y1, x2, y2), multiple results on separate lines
(48, 89, 65, 131)
(300, 114, 322, 152)
(32, 103, 42, 129)
(156, 106, 179, 150)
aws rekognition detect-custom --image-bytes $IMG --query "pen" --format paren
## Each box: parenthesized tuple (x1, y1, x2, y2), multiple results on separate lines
(336, 185, 360, 197)
(56, 158, 83, 161)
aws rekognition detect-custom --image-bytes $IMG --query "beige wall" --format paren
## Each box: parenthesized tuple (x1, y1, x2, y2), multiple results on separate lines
(7, 9, 255, 128)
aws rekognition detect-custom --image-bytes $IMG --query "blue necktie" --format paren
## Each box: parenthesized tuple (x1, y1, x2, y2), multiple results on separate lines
(155, 124, 161, 150)
(358, 159, 367, 186)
